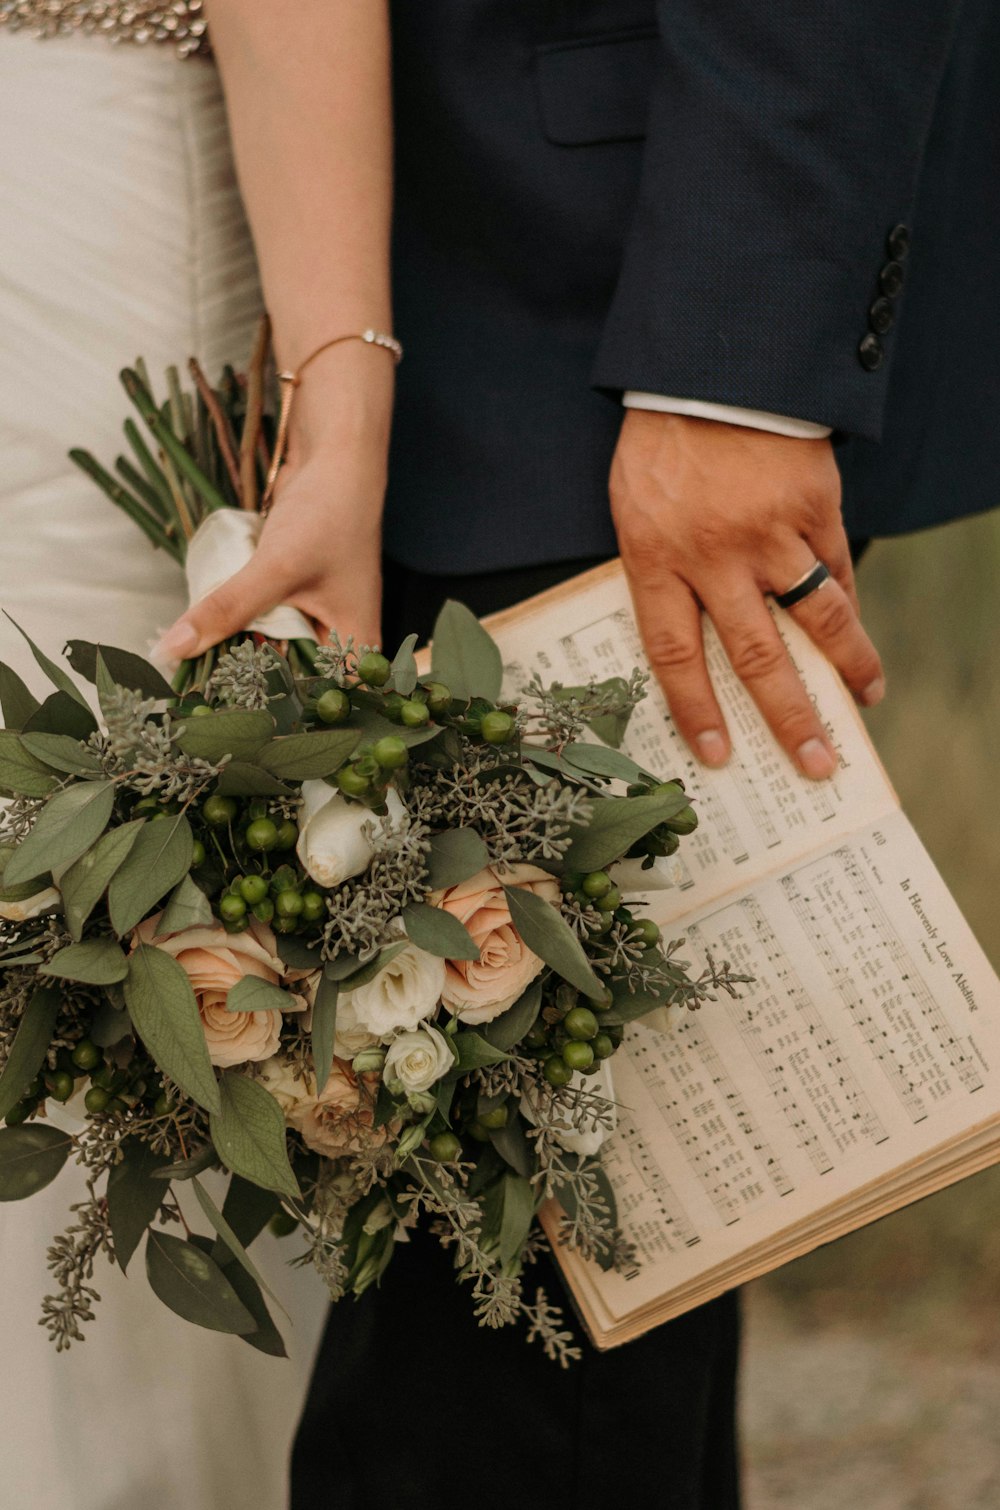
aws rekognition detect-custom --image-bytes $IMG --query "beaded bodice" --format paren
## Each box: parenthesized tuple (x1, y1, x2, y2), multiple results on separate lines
(0, 1, 208, 56)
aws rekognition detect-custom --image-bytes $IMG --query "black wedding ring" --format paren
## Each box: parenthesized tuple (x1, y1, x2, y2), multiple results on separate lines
(773, 560, 832, 609)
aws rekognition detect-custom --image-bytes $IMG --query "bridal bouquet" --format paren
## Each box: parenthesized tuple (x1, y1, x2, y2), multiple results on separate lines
(0, 333, 740, 1364)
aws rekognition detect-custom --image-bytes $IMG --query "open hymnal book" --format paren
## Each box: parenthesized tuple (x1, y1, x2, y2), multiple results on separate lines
(482, 559, 1000, 1349)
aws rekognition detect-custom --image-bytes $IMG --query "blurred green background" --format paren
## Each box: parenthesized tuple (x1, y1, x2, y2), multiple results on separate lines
(743, 508, 1000, 1509)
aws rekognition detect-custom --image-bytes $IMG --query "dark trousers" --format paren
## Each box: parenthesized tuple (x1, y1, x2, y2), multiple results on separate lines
(289, 554, 743, 1510)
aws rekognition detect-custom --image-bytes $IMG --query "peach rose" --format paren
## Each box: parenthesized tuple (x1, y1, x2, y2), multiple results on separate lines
(133, 915, 306, 1069)
(433, 863, 560, 1025)
(284, 1058, 385, 1158)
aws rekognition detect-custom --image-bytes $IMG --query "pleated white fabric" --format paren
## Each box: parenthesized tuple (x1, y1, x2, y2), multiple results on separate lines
(0, 34, 327, 1510)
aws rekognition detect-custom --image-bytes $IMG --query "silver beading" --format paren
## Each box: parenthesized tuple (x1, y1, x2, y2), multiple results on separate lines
(0, 1, 209, 57)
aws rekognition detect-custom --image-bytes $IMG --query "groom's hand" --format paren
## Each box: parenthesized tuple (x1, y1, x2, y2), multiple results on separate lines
(609, 410, 885, 779)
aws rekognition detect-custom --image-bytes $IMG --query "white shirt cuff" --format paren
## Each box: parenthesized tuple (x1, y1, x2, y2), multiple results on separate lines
(623, 392, 832, 440)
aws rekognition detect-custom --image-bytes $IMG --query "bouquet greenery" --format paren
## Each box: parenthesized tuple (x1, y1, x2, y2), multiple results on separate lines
(0, 336, 742, 1364)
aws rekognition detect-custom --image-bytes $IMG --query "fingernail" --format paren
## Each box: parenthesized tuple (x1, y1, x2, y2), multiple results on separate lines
(859, 677, 885, 707)
(151, 621, 199, 664)
(796, 738, 837, 780)
(695, 730, 729, 767)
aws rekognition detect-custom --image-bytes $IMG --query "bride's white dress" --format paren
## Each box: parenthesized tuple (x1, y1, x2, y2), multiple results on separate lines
(0, 35, 326, 1510)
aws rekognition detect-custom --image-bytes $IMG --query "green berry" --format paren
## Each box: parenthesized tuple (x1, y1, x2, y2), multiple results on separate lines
(274, 820, 299, 851)
(596, 884, 622, 913)
(399, 699, 430, 728)
(424, 682, 452, 716)
(84, 1086, 111, 1114)
(564, 1006, 599, 1041)
(153, 1092, 175, 1117)
(587, 910, 616, 936)
(202, 794, 237, 828)
(245, 817, 279, 852)
(272, 916, 299, 934)
(4, 1102, 30, 1127)
(562, 1039, 595, 1072)
(357, 651, 391, 687)
(467, 1119, 492, 1142)
(373, 735, 408, 770)
(239, 875, 269, 905)
(666, 804, 698, 835)
(269, 865, 298, 894)
(428, 1131, 462, 1162)
(224, 915, 251, 933)
(478, 1104, 509, 1130)
(525, 1024, 548, 1050)
(543, 1055, 573, 1088)
(592, 1033, 616, 1060)
(480, 710, 515, 745)
(190, 839, 206, 868)
(252, 897, 275, 924)
(47, 1071, 75, 1103)
(219, 893, 247, 923)
(191, 703, 213, 717)
(301, 891, 326, 922)
(315, 687, 351, 725)
(635, 918, 662, 948)
(581, 870, 612, 900)
(71, 1040, 100, 1072)
(269, 1211, 299, 1238)
(248, 800, 269, 821)
(275, 889, 304, 919)
(336, 764, 371, 798)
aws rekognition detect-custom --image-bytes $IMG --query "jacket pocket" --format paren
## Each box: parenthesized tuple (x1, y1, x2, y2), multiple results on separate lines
(533, 26, 657, 146)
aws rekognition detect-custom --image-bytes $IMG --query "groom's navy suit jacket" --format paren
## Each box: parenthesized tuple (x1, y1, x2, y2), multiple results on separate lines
(384, 0, 1000, 573)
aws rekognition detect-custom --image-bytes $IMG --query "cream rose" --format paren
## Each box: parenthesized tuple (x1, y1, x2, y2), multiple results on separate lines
(284, 1058, 383, 1158)
(346, 940, 446, 1038)
(332, 996, 381, 1060)
(256, 1053, 311, 1116)
(0, 884, 60, 922)
(296, 783, 406, 889)
(434, 863, 560, 1025)
(383, 1024, 453, 1094)
(133, 915, 306, 1069)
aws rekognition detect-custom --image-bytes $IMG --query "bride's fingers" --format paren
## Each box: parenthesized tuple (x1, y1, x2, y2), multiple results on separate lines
(152, 555, 290, 662)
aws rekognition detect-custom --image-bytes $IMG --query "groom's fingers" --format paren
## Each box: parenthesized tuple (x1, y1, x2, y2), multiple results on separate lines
(152, 556, 289, 663)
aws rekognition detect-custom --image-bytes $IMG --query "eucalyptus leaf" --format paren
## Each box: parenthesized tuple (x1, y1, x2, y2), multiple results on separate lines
(124, 945, 221, 1115)
(215, 1174, 282, 1252)
(430, 599, 503, 702)
(159, 873, 213, 934)
(20, 733, 103, 776)
(0, 731, 59, 798)
(3, 779, 115, 887)
(90, 997, 132, 1049)
(3, 613, 91, 711)
(0, 661, 40, 729)
(257, 728, 359, 781)
(225, 976, 295, 1014)
(176, 709, 274, 764)
(389, 634, 418, 696)
(562, 742, 650, 784)
(275, 934, 323, 972)
(561, 791, 692, 874)
(215, 762, 291, 799)
(425, 828, 490, 890)
(499, 1172, 537, 1265)
(106, 1140, 171, 1272)
(310, 971, 339, 1088)
(22, 689, 98, 741)
(346, 706, 442, 750)
(481, 978, 543, 1051)
(0, 987, 61, 1122)
(488, 1113, 533, 1178)
(599, 984, 672, 1027)
(94, 652, 119, 724)
(60, 820, 144, 942)
(0, 1124, 73, 1202)
(145, 1229, 257, 1335)
(151, 1143, 218, 1182)
(64, 640, 174, 700)
(40, 937, 128, 985)
(452, 1031, 509, 1071)
(402, 901, 479, 960)
(209, 1072, 300, 1200)
(225, 1260, 288, 1358)
(108, 813, 193, 936)
(191, 1176, 288, 1317)
(502, 884, 606, 1001)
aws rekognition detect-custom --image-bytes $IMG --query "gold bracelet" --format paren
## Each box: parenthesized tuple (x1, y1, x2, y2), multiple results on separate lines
(262, 328, 403, 510)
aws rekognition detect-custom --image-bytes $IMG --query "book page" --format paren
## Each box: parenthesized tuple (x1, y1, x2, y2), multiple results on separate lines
(551, 810, 1000, 1331)
(486, 560, 898, 915)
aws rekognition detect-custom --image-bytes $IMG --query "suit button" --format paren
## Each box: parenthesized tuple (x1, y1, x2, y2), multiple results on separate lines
(858, 333, 884, 371)
(879, 259, 906, 297)
(887, 223, 911, 260)
(869, 296, 895, 335)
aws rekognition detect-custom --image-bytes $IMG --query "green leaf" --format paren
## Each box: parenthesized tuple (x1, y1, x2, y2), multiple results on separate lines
(481, 978, 543, 1051)
(0, 730, 59, 798)
(3, 779, 115, 887)
(124, 944, 221, 1115)
(402, 901, 479, 960)
(0, 661, 40, 729)
(489, 1113, 533, 1178)
(90, 997, 132, 1048)
(430, 599, 504, 702)
(562, 742, 650, 784)
(145, 1229, 257, 1335)
(191, 1176, 289, 1317)
(225, 975, 295, 1014)
(108, 814, 194, 936)
(21, 690, 98, 741)
(215, 1174, 282, 1253)
(20, 733, 104, 776)
(346, 705, 442, 750)
(159, 873, 214, 934)
(176, 709, 274, 764)
(562, 791, 693, 874)
(425, 828, 490, 890)
(106, 1139, 170, 1272)
(60, 820, 144, 941)
(3, 613, 91, 711)
(63, 640, 174, 700)
(389, 634, 419, 696)
(310, 970, 339, 1088)
(94, 651, 119, 724)
(502, 884, 606, 1001)
(224, 1260, 288, 1358)
(214, 762, 291, 798)
(499, 1172, 537, 1265)
(275, 934, 323, 972)
(0, 1124, 73, 1201)
(151, 1143, 218, 1182)
(599, 984, 672, 1028)
(0, 987, 61, 1122)
(257, 728, 359, 781)
(452, 1031, 509, 1071)
(40, 937, 128, 985)
(210, 1072, 300, 1199)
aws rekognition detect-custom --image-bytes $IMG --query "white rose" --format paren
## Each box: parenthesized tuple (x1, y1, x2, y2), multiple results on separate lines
(296, 783, 406, 889)
(257, 1054, 312, 1116)
(521, 1059, 618, 1156)
(383, 1025, 453, 1093)
(608, 855, 683, 894)
(0, 885, 60, 922)
(347, 941, 446, 1037)
(333, 996, 380, 1060)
